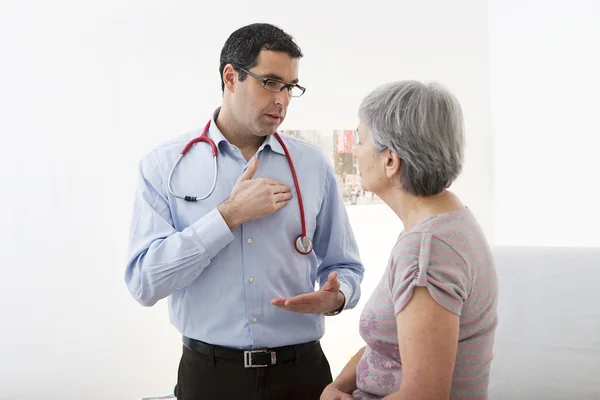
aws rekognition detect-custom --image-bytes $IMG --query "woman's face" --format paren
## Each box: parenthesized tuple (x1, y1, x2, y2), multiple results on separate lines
(353, 121, 388, 194)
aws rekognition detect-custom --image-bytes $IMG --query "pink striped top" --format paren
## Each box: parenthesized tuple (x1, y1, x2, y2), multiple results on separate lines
(354, 208, 498, 399)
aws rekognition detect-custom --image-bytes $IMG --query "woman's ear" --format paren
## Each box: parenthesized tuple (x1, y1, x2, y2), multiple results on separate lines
(384, 149, 402, 179)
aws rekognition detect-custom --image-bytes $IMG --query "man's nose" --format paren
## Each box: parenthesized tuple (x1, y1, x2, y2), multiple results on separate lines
(275, 89, 291, 107)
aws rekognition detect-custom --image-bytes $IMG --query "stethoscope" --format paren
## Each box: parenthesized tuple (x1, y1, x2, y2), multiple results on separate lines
(167, 120, 313, 255)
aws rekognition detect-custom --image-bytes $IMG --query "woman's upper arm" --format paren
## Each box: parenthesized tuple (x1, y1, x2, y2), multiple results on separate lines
(395, 287, 459, 399)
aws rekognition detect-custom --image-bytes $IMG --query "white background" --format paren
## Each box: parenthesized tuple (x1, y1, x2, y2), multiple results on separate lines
(2, 0, 596, 398)
(490, 0, 599, 247)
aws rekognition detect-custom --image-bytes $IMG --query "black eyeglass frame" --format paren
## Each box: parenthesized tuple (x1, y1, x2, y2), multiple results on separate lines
(237, 67, 306, 98)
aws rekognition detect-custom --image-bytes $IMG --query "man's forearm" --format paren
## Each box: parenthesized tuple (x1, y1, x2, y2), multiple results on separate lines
(125, 207, 234, 306)
(218, 199, 243, 231)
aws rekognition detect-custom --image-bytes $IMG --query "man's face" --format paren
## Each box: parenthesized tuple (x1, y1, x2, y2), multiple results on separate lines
(229, 50, 300, 137)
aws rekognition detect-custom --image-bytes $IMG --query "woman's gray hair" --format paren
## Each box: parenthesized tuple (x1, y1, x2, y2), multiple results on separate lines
(358, 80, 465, 197)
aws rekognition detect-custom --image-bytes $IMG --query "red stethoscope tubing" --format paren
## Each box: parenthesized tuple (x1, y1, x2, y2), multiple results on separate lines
(175, 120, 311, 255)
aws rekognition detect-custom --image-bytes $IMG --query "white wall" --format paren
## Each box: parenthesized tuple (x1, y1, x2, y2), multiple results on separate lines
(489, 0, 600, 247)
(0, 1, 492, 398)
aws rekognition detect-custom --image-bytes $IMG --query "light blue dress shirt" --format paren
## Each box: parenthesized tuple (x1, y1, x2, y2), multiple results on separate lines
(125, 109, 364, 349)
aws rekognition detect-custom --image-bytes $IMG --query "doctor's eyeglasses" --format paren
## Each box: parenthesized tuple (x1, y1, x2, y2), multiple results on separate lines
(238, 67, 306, 98)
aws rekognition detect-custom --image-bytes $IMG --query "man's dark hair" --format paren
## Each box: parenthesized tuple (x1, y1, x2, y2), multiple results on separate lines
(219, 23, 304, 91)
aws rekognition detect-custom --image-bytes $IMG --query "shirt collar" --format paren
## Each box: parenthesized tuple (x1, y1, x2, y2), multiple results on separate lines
(207, 108, 229, 154)
(261, 132, 285, 156)
(208, 107, 286, 156)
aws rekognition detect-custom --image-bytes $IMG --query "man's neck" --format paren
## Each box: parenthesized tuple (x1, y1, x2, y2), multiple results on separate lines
(215, 108, 265, 160)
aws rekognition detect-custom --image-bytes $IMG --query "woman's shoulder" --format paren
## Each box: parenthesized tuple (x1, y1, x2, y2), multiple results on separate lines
(395, 208, 489, 257)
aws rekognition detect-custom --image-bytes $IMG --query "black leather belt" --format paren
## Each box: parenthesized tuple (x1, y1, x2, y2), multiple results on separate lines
(182, 336, 317, 368)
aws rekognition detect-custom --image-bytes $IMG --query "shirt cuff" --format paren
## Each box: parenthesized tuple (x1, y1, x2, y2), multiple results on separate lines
(338, 280, 352, 311)
(191, 207, 235, 259)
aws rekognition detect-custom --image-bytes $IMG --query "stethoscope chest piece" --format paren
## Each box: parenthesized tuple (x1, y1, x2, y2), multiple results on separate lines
(295, 235, 313, 255)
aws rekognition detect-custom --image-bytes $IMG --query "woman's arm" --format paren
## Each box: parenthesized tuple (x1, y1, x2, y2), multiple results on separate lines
(334, 346, 366, 393)
(383, 287, 459, 400)
(320, 346, 366, 400)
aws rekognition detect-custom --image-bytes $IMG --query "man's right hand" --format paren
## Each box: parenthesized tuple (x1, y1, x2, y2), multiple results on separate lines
(218, 156, 292, 231)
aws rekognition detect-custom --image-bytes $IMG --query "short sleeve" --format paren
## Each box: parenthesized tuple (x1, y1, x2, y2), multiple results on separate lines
(389, 232, 470, 316)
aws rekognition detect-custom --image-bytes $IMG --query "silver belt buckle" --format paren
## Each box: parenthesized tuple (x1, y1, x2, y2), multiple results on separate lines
(243, 349, 276, 368)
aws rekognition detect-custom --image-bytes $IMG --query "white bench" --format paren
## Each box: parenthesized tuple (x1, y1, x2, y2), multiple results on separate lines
(489, 246, 600, 399)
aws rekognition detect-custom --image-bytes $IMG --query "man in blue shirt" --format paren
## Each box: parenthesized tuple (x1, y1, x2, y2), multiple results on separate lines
(125, 23, 364, 399)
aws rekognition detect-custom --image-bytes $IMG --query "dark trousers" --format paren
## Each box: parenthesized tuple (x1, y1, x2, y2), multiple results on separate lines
(176, 341, 333, 400)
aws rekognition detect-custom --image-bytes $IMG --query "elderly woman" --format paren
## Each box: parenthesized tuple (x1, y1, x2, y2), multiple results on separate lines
(321, 81, 498, 400)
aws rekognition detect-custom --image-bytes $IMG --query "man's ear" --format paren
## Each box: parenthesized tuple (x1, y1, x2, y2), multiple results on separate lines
(222, 64, 237, 92)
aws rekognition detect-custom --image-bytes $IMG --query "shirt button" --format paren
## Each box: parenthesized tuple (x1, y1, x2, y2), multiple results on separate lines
(252, 317, 257, 323)
(247, 238, 253, 244)
(249, 277, 255, 283)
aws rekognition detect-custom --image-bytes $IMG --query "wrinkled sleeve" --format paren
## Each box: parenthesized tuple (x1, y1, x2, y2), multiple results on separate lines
(389, 232, 470, 316)
(124, 152, 234, 306)
(313, 163, 364, 310)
